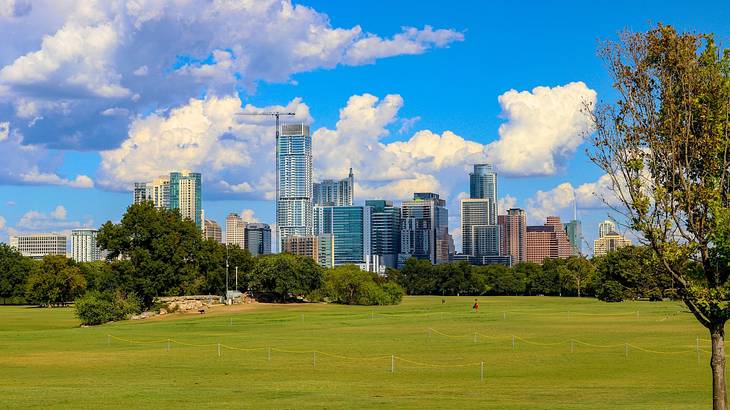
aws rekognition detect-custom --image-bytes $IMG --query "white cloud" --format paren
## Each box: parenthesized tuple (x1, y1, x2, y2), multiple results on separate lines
(343, 25, 464, 65)
(0, 215, 6, 230)
(50, 205, 67, 220)
(0, 0, 31, 18)
(0, 121, 8, 141)
(20, 169, 94, 188)
(241, 209, 259, 223)
(526, 174, 618, 224)
(485, 82, 597, 176)
(498, 195, 517, 213)
(15, 204, 87, 231)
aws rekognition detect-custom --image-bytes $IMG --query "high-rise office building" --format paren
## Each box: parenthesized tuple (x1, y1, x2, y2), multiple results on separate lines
(461, 198, 499, 257)
(277, 124, 313, 249)
(133, 171, 202, 228)
(9, 234, 67, 260)
(400, 193, 451, 265)
(71, 229, 100, 262)
(594, 223, 631, 257)
(598, 220, 617, 238)
(245, 223, 272, 256)
(563, 219, 582, 256)
(365, 200, 401, 269)
(225, 213, 246, 249)
(526, 216, 572, 264)
(282, 235, 319, 261)
(498, 208, 527, 264)
(203, 219, 222, 243)
(317, 234, 335, 268)
(313, 168, 354, 206)
(470, 164, 497, 219)
(314, 205, 372, 266)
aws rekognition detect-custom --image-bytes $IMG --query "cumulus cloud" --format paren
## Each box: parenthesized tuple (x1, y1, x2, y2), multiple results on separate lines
(20, 170, 94, 188)
(498, 195, 517, 213)
(0, 215, 5, 230)
(526, 174, 618, 224)
(0, 0, 463, 150)
(485, 82, 597, 176)
(241, 209, 259, 223)
(15, 204, 88, 232)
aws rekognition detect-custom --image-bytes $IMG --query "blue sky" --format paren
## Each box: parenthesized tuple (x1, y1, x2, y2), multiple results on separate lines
(1, 0, 729, 253)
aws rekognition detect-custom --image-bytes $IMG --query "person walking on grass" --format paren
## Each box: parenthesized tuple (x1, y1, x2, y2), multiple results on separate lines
(472, 298, 479, 312)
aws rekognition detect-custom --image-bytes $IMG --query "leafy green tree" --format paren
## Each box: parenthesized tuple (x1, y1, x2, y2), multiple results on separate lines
(249, 253, 322, 301)
(563, 257, 597, 297)
(397, 257, 436, 295)
(96, 202, 205, 306)
(0, 243, 35, 304)
(75, 290, 141, 325)
(481, 264, 526, 295)
(513, 262, 542, 295)
(528, 259, 562, 295)
(78, 261, 116, 293)
(321, 265, 403, 305)
(590, 25, 730, 407)
(25, 255, 86, 307)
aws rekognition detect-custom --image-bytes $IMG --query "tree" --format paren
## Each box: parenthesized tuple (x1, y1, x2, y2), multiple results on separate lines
(0, 243, 35, 304)
(321, 265, 403, 305)
(564, 257, 596, 297)
(590, 25, 730, 408)
(25, 255, 86, 307)
(249, 253, 322, 301)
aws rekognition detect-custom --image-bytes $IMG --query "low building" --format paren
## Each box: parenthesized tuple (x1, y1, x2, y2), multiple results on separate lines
(10, 234, 67, 260)
(282, 235, 319, 261)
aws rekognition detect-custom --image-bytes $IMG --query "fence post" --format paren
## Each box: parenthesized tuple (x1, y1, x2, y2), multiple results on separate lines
(391, 355, 395, 374)
(218, 343, 221, 357)
(624, 343, 628, 360)
(570, 340, 574, 353)
(167, 339, 170, 352)
(503, 312, 507, 320)
(107, 334, 110, 346)
(268, 346, 271, 362)
(480, 361, 484, 381)
(512, 335, 516, 350)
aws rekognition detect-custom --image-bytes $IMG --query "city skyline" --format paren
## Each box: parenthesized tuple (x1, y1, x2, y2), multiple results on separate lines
(1, 1, 728, 254)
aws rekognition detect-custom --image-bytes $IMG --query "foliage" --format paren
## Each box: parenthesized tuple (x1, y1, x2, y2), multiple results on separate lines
(25, 255, 86, 307)
(248, 253, 323, 302)
(74, 290, 142, 325)
(321, 265, 403, 305)
(0, 243, 36, 304)
(596, 280, 625, 303)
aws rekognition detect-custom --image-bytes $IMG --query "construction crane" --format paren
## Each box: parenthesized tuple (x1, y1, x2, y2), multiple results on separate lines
(237, 111, 296, 141)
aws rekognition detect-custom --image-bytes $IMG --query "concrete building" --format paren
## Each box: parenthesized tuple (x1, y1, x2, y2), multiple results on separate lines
(598, 220, 618, 239)
(461, 198, 499, 257)
(498, 208, 527, 264)
(203, 219, 222, 243)
(400, 193, 451, 265)
(225, 213, 246, 249)
(317, 234, 335, 268)
(277, 124, 313, 249)
(71, 229, 100, 262)
(314, 205, 372, 266)
(366, 200, 401, 269)
(133, 171, 202, 228)
(245, 223, 272, 256)
(9, 234, 67, 260)
(526, 216, 572, 264)
(594, 229, 632, 257)
(313, 168, 354, 206)
(282, 235, 318, 261)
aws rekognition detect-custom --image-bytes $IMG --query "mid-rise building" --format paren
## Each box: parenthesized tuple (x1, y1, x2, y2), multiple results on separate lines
(498, 208, 527, 264)
(71, 229, 100, 262)
(225, 213, 246, 249)
(9, 234, 67, 260)
(314, 205, 372, 266)
(594, 228, 632, 257)
(598, 219, 617, 239)
(282, 235, 319, 261)
(400, 193, 451, 265)
(133, 171, 202, 227)
(365, 200, 401, 269)
(461, 198, 499, 257)
(245, 223, 272, 256)
(277, 124, 313, 249)
(563, 219, 582, 256)
(203, 219, 222, 243)
(313, 168, 354, 206)
(526, 216, 572, 264)
(317, 234, 335, 268)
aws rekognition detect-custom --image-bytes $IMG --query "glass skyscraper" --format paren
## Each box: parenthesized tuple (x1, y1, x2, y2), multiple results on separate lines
(400, 193, 451, 265)
(365, 200, 401, 268)
(314, 205, 371, 266)
(245, 223, 272, 256)
(313, 168, 354, 206)
(133, 171, 201, 228)
(469, 164, 497, 221)
(277, 124, 313, 248)
(463, 164, 499, 258)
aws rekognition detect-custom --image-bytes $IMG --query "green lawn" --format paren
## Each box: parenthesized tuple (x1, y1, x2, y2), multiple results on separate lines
(0, 296, 719, 409)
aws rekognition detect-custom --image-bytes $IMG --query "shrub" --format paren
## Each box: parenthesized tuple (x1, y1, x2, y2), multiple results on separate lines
(647, 287, 663, 302)
(597, 280, 625, 303)
(75, 291, 141, 326)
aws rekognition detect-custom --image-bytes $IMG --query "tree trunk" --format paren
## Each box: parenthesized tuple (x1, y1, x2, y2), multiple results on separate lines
(711, 325, 727, 410)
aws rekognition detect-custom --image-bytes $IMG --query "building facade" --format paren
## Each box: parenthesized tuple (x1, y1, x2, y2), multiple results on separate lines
(593, 222, 632, 256)
(314, 205, 372, 266)
(470, 164, 498, 222)
(282, 235, 318, 261)
(9, 234, 67, 260)
(563, 219, 582, 256)
(225, 213, 246, 249)
(526, 216, 572, 264)
(313, 168, 354, 206)
(598, 220, 617, 239)
(277, 124, 313, 249)
(245, 223, 272, 256)
(498, 208, 527, 264)
(71, 229, 100, 262)
(461, 198, 499, 257)
(133, 171, 202, 228)
(400, 193, 451, 265)
(203, 219, 222, 243)
(317, 234, 335, 268)
(365, 200, 401, 269)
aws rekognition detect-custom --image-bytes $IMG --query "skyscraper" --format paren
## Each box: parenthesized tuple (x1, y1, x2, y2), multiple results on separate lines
(498, 208, 527, 264)
(133, 171, 201, 228)
(71, 229, 101, 262)
(594, 222, 631, 257)
(400, 193, 450, 265)
(225, 213, 246, 249)
(365, 200, 401, 269)
(277, 124, 313, 248)
(563, 219, 582, 256)
(245, 223, 272, 256)
(598, 220, 617, 238)
(526, 216, 572, 264)
(470, 164, 497, 221)
(314, 205, 372, 266)
(461, 198, 499, 257)
(313, 168, 354, 206)
(203, 219, 222, 243)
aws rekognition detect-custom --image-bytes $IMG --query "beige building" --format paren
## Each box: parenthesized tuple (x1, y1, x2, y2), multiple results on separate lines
(282, 235, 319, 261)
(594, 232, 632, 257)
(10, 234, 67, 260)
(225, 213, 246, 249)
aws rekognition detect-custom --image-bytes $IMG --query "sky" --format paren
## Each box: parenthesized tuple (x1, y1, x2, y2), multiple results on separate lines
(1, 0, 729, 254)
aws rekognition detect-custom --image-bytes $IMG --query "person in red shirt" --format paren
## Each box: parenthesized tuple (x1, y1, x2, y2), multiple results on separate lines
(472, 298, 479, 312)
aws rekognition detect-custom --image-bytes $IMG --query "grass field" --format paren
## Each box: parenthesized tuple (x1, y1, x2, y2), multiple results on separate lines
(0, 296, 720, 409)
